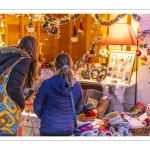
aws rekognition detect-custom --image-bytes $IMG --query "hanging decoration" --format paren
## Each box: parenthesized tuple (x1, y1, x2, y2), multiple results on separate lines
(77, 15, 84, 38)
(41, 15, 60, 38)
(132, 14, 141, 22)
(136, 33, 150, 66)
(93, 14, 127, 26)
(71, 20, 78, 42)
(136, 50, 142, 57)
(98, 48, 110, 58)
(92, 14, 141, 27)
(139, 55, 148, 66)
(27, 19, 35, 33)
(41, 14, 80, 39)
(137, 29, 150, 39)
(89, 34, 102, 54)
(26, 19, 37, 37)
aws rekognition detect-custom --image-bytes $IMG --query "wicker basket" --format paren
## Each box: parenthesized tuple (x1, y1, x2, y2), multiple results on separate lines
(131, 126, 150, 136)
(77, 116, 96, 122)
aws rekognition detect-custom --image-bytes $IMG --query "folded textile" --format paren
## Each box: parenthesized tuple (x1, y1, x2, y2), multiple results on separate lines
(117, 122, 132, 136)
(80, 125, 93, 132)
(124, 115, 144, 129)
(109, 115, 123, 126)
(106, 111, 119, 120)
(109, 127, 120, 136)
(73, 122, 92, 136)
(80, 129, 99, 136)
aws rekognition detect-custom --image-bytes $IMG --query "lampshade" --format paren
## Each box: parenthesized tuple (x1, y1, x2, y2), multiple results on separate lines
(102, 23, 137, 49)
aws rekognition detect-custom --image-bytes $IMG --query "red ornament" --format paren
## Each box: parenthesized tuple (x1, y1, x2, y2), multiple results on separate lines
(87, 56, 92, 63)
(147, 49, 150, 55)
(41, 63, 45, 69)
(80, 21, 84, 31)
(136, 50, 142, 57)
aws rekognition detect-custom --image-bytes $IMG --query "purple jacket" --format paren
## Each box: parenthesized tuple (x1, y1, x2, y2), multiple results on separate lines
(34, 75, 83, 135)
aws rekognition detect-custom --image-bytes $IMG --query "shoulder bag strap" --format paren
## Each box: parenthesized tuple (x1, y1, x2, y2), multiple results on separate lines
(2, 57, 25, 75)
(69, 88, 77, 127)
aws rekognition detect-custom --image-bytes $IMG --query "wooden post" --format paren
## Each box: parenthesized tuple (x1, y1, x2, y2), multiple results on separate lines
(53, 15, 59, 58)
(19, 15, 24, 39)
(126, 14, 131, 51)
(85, 14, 90, 53)
(36, 21, 40, 42)
(4, 14, 8, 45)
(69, 21, 73, 57)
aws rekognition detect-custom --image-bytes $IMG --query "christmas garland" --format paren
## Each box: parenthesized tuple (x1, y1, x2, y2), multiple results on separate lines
(42, 14, 80, 35)
(137, 29, 150, 39)
(93, 14, 141, 26)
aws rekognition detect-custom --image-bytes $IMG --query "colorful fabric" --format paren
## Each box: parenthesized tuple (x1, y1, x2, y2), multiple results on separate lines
(109, 115, 123, 126)
(85, 110, 97, 117)
(117, 122, 132, 136)
(0, 58, 24, 135)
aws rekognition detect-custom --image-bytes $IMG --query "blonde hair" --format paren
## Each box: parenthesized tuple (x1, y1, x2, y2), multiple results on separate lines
(54, 53, 74, 87)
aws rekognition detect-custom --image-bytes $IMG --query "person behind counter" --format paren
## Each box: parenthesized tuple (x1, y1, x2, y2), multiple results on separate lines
(0, 36, 38, 136)
(34, 53, 83, 136)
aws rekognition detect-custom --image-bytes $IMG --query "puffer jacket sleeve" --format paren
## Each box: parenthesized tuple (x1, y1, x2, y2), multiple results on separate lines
(76, 93, 83, 115)
(7, 58, 30, 109)
(74, 82, 83, 115)
(33, 80, 47, 119)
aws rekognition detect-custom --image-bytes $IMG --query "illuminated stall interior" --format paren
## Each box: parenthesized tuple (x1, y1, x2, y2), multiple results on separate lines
(0, 14, 139, 64)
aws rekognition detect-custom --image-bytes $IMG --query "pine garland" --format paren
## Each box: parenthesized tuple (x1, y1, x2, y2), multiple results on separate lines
(93, 14, 141, 26)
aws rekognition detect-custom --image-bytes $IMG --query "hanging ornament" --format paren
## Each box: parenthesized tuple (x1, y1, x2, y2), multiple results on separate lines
(139, 55, 148, 66)
(77, 15, 84, 38)
(46, 23, 59, 35)
(147, 49, 150, 55)
(27, 20, 35, 32)
(136, 50, 142, 57)
(71, 20, 78, 42)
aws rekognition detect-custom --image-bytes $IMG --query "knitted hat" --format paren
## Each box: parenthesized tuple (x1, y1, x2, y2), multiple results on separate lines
(117, 122, 132, 136)
(109, 115, 123, 126)
(106, 111, 119, 120)
(73, 122, 92, 136)
(80, 129, 99, 136)
(109, 127, 120, 136)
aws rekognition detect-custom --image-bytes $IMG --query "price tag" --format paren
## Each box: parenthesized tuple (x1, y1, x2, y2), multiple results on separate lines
(40, 69, 54, 78)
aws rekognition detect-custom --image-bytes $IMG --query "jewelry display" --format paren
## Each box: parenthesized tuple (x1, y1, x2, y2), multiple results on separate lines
(107, 51, 136, 84)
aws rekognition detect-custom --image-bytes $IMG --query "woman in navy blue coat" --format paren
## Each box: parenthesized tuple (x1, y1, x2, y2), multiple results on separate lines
(34, 53, 83, 136)
(0, 36, 38, 136)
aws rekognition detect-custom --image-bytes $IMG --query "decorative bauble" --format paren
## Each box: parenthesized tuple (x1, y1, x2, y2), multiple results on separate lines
(27, 26, 35, 32)
(71, 37, 78, 42)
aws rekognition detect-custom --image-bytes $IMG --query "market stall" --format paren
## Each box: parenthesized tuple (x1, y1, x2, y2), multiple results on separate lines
(1, 13, 150, 136)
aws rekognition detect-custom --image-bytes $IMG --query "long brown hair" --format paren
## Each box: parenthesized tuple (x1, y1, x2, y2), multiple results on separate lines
(18, 36, 38, 87)
(54, 53, 74, 87)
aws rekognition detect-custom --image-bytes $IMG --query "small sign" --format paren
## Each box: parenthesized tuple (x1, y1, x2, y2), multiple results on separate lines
(40, 69, 54, 78)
